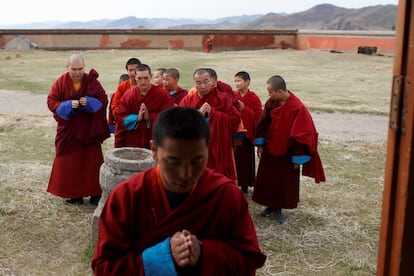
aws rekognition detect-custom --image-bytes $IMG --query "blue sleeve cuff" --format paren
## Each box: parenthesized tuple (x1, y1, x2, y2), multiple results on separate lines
(142, 237, 177, 276)
(108, 124, 115, 133)
(146, 118, 151, 128)
(124, 114, 139, 131)
(79, 96, 102, 113)
(292, 155, 311, 164)
(233, 132, 246, 138)
(56, 100, 76, 120)
(254, 137, 266, 146)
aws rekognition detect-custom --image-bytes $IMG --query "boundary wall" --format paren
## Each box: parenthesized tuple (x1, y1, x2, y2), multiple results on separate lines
(0, 29, 395, 52)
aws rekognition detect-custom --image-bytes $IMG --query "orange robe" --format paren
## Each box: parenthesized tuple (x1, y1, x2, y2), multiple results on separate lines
(179, 88, 241, 180)
(110, 78, 136, 119)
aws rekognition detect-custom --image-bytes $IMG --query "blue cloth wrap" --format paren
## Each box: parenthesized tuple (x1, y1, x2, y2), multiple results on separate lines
(233, 132, 246, 139)
(124, 114, 139, 131)
(254, 137, 266, 146)
(142, 237, 177, 276)
(292, 155, 311, 164)
(56, 100, 76, 120)
(108, 124, 115, 133)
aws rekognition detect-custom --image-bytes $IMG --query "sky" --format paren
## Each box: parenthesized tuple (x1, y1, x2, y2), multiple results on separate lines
(0, 0, 398, 26)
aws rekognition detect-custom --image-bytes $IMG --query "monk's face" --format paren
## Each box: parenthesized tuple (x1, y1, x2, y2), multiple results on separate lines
(151, 138, 208, 193)
(152, 70, 164, 87)
(193, 72, 212, 97)
(126, 63, 138, 80)
(67, 60, 85, 83)
(267, 84, 281, 100)
(136, 70, 152, 94)
(163, 73, 178, 91)
(234, 76, 250, 93)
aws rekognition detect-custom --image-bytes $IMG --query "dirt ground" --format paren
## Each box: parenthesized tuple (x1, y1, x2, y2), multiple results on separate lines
(0, 89, 389, 143)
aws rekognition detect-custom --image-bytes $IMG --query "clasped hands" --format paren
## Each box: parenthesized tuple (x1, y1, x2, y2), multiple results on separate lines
(199, 103, 211, 118)
(170, 229, 201, 268)
(137, 103, 150, 122)
(71, 97, 87, 108)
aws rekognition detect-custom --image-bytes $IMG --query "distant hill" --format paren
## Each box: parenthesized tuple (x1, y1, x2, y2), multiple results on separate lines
(250, 4, 397, 30)
(0, 4, 397, 31)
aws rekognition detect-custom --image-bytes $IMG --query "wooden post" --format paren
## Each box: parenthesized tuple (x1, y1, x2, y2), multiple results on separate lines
(377, 1, 414, 275)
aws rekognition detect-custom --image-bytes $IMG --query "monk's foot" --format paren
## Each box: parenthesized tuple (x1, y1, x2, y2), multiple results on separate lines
(274, 208, 286, 224)
(89, 194, 101, 206)
(65, 198, 84, 205)
(260, 207, 274, 217)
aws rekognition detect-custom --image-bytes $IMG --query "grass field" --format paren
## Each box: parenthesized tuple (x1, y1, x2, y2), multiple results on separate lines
(0, 48, 393, 275)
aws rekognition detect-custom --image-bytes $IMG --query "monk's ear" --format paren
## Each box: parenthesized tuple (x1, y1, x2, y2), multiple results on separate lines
(150, 140, 157, 161)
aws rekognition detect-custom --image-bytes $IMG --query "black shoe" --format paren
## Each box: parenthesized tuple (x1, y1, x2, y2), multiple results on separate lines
(260, 207, 274, 217)
(89, 194, 101, 206)
(274, 208, 286, 224)
(65, 198, 84, 205)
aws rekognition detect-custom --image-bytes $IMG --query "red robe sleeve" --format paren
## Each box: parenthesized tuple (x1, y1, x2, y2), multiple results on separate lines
(92, 176, 146, 275)
(266, 92, 325, 183)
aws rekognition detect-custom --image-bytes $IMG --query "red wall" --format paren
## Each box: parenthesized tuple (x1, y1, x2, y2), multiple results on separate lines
(296, 33, 395, 52)
(0, 29, 395, 52)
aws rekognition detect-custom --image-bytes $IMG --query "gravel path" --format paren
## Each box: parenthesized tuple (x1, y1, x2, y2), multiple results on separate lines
(0, 89, 388, 142)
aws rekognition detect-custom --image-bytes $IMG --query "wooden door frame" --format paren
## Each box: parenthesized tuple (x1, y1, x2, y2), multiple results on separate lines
(377, 0, 414, 275)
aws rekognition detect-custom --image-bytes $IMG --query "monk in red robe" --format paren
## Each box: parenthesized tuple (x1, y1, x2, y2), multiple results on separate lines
(163, 67, 188, 105)
(92, 107, 266, 275)
(109, 57, 141, 130)
(114, 64, 174, 149)
(233, 71, 263, 195)
(47, 54, 110, 205)
(253, 75, 325, 223)
(179, 68, 241, 181)
(204, 37, 213, 53)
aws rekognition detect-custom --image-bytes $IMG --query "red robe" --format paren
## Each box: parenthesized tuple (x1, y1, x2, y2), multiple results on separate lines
(170, 86, 188, 105)
(234, 90, 263, 188)
(179, 88, 241, 180)
(253, 92, 325, 209)
(47, 69, 110, 198)
(92, 167, 266, 275)
(115, 85, 174, 148)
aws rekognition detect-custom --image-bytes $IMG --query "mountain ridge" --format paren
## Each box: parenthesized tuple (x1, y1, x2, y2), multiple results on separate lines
(0, 4, 397, 31)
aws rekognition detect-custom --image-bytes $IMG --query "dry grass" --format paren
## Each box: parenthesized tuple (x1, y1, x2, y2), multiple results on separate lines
(0, 48, 393, 114)
(0, 48, 392, 275)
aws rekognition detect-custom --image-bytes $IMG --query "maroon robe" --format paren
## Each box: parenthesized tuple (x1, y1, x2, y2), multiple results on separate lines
(114, 85, 175, 148)
(170, 86, 188, 105)
(47, 69, 109, 198)
(179, 88, 241, 181)
(92, 166, 266, 275)
(253, 92, 325, 209)
(234, 90, 263, 188)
